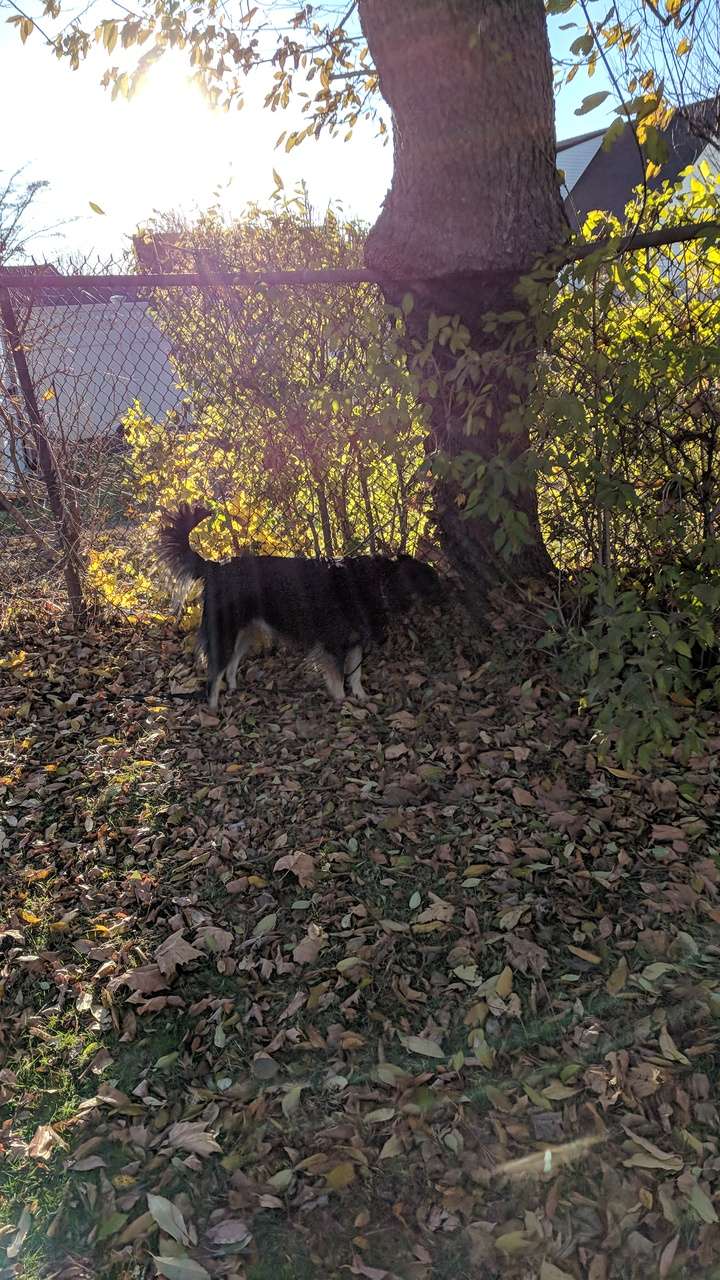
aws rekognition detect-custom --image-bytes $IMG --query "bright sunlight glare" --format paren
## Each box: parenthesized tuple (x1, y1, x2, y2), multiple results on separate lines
(0, 11, 598, 264)
(0, 21, 392, 262)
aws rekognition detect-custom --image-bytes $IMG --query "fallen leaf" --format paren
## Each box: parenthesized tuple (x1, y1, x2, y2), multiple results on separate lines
(606, 956, 628, 994)
(495, 965, 513, 998)
(27, 1123, 65, 1160)
(194, 925, 233, 954)
(97, 1211, 128, 1240)
(400, 1034, 444, 1059)
(567, 945, 602, 964)
(364, 1106, 395, 1123)
(293, 927, 326, 964)
(659, 1025, 690, 1065)
(147, 1193, 190, 1246)
(152, 1256, 211, 1280)
(496, 1230, 535, 1254)
(325, 1162, 356, 1190)
(253, 913, 277, 938)
(155, 931, 202, 977)
(542, 1081, 579, 1102)
(206, 1219, 252, 1247)
(540, 1262, 576, 1280)
(281, 1084, 304, 1118)
(117, 964, 167, 994)
(512, 787, 534, 806)
(659, 1233, 680, 1278)
(349, 1259, 389, 1279)
(252, 1052, 279, 1081)
(498, 904, 530, 930)
(379, 1133, 403, 1159)
(273, 851, 316, 887)
(687, 1180, 718, 1224)
(115, 1211, 155, 1245)
(625, 1151, 683, 1172)
(165, 1121, 221, 1157)
(71, 1154, 107, 1171)
(6, 1208, 32, 1259)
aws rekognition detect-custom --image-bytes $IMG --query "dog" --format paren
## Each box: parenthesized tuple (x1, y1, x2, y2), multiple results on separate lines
(158, 504, 441, 710)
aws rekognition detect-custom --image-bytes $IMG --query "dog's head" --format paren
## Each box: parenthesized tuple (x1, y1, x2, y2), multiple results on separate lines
(394, 554, 443, 604)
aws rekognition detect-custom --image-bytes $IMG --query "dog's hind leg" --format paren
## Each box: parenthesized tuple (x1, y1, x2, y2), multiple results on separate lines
(344, 644, 367, 700)
(225, 626, 254, 692)
(313, 648, 345, 702)
(205, 613, 235, 712)
(207, 671, 223, 712)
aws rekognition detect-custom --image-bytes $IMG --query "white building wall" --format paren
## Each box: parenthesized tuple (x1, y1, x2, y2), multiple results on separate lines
(1, 297, 183, 487)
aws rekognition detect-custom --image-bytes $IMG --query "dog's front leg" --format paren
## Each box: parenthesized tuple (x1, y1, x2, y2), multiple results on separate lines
(344, 644, 367, 700)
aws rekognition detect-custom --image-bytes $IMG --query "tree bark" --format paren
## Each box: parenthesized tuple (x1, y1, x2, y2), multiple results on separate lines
(359, 0, 568, 589)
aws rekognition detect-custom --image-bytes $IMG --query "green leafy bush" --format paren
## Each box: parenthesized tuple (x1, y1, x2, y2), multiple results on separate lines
(449, 165, 720, 762)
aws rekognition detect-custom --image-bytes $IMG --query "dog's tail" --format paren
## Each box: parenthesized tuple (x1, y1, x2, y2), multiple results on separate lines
(158, 504, 211, 582)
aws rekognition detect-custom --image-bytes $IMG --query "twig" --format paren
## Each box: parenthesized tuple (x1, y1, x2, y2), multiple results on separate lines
(0, 488, 59, 565)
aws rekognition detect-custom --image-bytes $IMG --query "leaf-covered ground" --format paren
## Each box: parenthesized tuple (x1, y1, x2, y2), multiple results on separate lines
(1, 596, 720, 1280)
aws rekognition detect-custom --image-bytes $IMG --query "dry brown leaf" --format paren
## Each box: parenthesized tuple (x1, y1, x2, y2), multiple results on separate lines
(606, 955, 628, 994)
(293, 928, 326, 964)
(27, 1124, 65, 1160)
(379, 1133, 403, 1159)
(155, 930, 203, 977)
(165, 1120, 221, 1157)
(273, 851, 317, 886)
(512, 787, 534, 807)
(194, 924, 233, 954)
(567, 945, 602, 964)
(206, 1219, 252, 1247)
(659, 1233, 680, 1278)
(116, 963, 167, 993)
(252, 1052, 279, 1080)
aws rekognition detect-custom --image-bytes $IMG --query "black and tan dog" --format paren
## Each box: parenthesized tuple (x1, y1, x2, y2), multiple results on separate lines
(159, 505, 441, 710)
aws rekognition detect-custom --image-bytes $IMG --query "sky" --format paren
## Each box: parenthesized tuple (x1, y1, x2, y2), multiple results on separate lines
(0, 10, 613, 263)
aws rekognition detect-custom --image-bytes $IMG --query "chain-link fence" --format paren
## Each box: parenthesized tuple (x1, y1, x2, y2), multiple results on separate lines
(0, 263, 432, 624)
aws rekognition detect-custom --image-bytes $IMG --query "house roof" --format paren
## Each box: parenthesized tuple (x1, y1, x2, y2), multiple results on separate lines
(0, 263, 61, 278)
(557, 127, 605, 153)
(559, 99, 718, 228)
(558, 130, 605, 194)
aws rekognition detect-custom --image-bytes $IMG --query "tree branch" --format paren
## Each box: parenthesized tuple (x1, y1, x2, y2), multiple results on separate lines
(0, 489, 60, 565)
(566, 218, 720, 263)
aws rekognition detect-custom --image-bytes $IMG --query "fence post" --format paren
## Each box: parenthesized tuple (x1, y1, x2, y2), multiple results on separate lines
(0, 284, 87, 624)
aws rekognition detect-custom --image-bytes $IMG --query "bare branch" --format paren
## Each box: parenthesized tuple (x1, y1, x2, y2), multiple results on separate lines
(0, 488, 59, 564)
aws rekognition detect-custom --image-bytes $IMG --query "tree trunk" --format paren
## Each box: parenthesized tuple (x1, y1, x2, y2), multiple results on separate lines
(359, 0, 568, 590)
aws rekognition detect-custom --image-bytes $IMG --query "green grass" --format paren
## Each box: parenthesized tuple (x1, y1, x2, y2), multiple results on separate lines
(247, 1221, 316, 1280)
